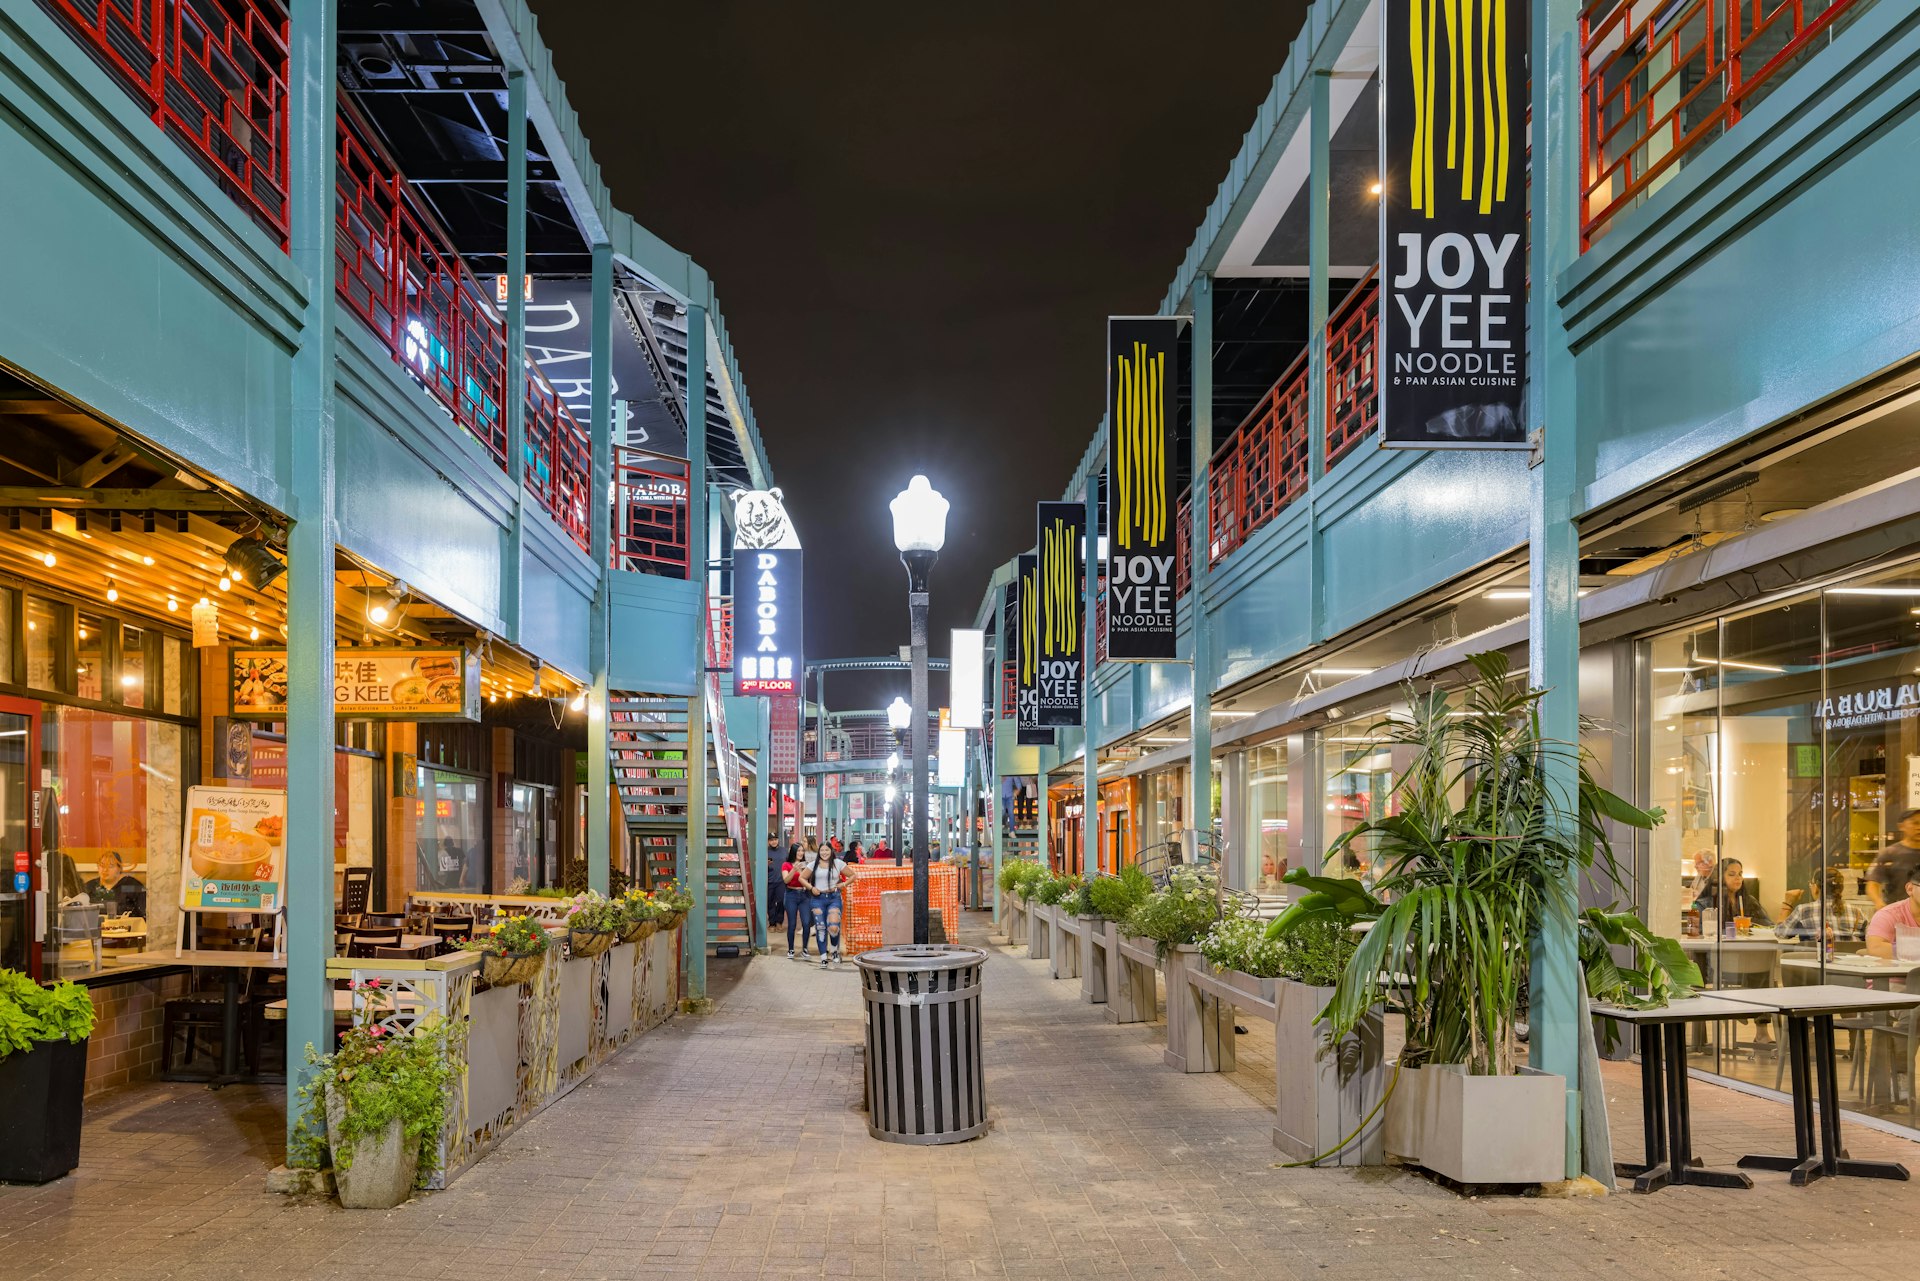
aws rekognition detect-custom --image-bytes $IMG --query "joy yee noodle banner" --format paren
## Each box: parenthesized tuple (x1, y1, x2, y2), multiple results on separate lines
(1034, 502, 1085, 727)
(1012, 555, 1051, 746)
(1379, 0, 1528, 448)
(1105, 317, 1180, 659)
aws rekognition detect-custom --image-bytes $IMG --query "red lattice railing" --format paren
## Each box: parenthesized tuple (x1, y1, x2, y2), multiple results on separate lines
(42, 0, 290, 244)
(709, 598, 733, 670)
(1001, 659, 1016, 720)
(1580, 0, 1868, 247)
(1175, 490, 1192, 600)
(613, 446, 691, 577)
(1325, 268, 1379, 468)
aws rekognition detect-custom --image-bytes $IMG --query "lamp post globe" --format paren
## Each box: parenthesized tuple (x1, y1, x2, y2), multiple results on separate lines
(890, 476, 946, 943)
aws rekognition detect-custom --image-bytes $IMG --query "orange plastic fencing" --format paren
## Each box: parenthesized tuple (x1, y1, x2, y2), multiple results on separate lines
(841, 864, 960, 956)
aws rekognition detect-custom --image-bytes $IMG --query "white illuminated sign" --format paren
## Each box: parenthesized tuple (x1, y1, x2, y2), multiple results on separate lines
(938, 727, 967, 788)
(735, 548, 802, 696)
(950, 628, 984, 729)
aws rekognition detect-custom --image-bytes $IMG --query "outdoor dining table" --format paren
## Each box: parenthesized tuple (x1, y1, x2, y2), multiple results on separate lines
(109, 948, 287, 1087)
(1722, 985, 1920, 1186)
(1591, 995, 1759, 1193)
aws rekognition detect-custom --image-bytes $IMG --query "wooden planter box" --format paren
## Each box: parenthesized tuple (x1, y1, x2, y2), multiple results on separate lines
(1271, 980, 1387, 1167)
(1109, 929, 1158, 1024)
(1005, 893, 1029, 946)
(1079, 917, 1109, 1003)
(1049, 911, 1081, 980)
(1383, 1063, 1566, 1186)
(1027, 902, 1052, 961)
(1163, 944, 1235, 1073)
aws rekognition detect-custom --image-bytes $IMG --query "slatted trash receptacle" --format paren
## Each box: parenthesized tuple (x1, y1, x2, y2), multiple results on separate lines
(857, 944, 988, 1144)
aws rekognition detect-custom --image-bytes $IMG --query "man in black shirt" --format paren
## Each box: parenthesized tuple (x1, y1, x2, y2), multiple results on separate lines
(1868, 809, 1920, 909)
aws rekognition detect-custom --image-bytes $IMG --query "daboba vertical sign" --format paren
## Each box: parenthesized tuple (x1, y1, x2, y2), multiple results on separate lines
(1379, 0, 1528, 449)
(1034, 502, 1085, 727)
(736, 548, 802, 695)
(1105, 317, 1180, 659)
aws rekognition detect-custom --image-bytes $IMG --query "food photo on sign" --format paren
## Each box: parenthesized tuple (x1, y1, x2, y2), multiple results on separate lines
(179, 785, 286, 913)
(228, 647, 480, 720)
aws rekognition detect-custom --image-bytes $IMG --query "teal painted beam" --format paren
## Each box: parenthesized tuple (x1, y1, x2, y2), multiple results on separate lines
(1083, 472, 1099, 875)
(749, 697, 771, 952)
(990, 582, 1008, 922)
(1529, 0, 1585, 1180)
(586, 241, 613, 898)
(683, 300, 710, 1005)
(1188, 275, 1215, 851)
(282, 0, 337, 1151)
(503, 69, 528, 642)
(1306, 70, 1331, 643)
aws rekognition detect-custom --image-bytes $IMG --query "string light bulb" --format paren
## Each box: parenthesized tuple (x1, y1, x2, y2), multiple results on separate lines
(249, 626, 260, 641)
(141, 555, 154, 566)
(41, 551, 55, 568)
(569, 692, 586, 712)
(166, 597, 178, 612)
(218, 575, 232, 592)
(106, 580, 119, 603)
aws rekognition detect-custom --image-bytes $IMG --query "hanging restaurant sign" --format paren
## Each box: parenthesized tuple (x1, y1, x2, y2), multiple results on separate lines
(1379, 0, 1528, 449)
(735, 548, 803, 695)
(229, 647, 481, 721)
(1104, 317, 1180, 659)
(1012, 556, 1051, 746)
(1035, 502, 1085, 727)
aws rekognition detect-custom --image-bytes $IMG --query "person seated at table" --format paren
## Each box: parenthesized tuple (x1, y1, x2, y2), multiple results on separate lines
(1865, 865, 1920, 960)
(1778, 867, 1868, 943)
(1867, 808, 1920, 909)
(1691, 858, 1771, 927)
(82, 850, 147, 916)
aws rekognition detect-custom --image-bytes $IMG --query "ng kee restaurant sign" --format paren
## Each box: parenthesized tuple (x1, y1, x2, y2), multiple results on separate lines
(230, 647, 483, 721)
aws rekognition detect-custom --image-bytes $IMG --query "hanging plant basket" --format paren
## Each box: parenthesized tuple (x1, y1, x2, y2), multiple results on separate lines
(479, 948, 545, 988)
(657, 910, 686, 931)
(620, 918, 658, 944)
(568, 927, 618, 959)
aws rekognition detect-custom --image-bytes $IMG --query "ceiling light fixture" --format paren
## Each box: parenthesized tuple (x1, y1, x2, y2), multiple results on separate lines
(41, 551, 55, 568)
(106, 580, 118, 603)
(1312, 667, 1370, 677)
(223, 536, 285, 590)
(367, 581, 406, 627)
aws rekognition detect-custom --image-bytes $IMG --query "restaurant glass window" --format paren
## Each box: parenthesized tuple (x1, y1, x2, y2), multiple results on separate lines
(75, 614, 107, 702)
(416, 766, 486, 892)
(505, 781, 553, 891)
(42, 707, 192, 974)
(1322, 727, 1396, 882)
(0, 704, 31, 976)
(25, 595, 64, 694)
(1138, 765, 1186, 854)
(1242, 741, 1288, 894)
(120, 625, 147, 709)
(161, 634, 190, 716)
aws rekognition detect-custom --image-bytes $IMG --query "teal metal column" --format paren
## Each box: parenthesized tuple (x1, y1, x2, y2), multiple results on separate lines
(990, 586, 1007, 923)
(1529, 0, 1585, 1179)
(283, 0, 337, 1148)
(502, 69, 528, 640)
(1188, 277, 1214, 853)
(1037, 764, 1050, 868)
(683, 299, 710, 1005)
(1083, 471, 1099, 877)
(749, 696, 770, 952)
(1305, 70, 1331, 640)
(586, 243, 613, 897)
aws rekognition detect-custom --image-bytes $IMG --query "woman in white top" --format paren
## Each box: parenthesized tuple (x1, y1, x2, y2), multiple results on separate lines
(800, 839, 847, 967)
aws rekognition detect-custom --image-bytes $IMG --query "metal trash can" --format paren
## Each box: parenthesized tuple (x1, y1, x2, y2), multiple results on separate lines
(856, 944, 988, 1144)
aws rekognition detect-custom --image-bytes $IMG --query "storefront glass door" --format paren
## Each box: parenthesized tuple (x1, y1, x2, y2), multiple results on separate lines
(0, 706, 35, 976)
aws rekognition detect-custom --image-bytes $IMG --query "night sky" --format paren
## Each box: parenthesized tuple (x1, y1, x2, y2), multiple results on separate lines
(541, 2, 1310, 695)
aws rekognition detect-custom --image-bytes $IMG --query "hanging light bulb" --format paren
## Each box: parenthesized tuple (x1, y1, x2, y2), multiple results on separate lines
(141, 555, 154, 566)
(569, 692, 586, 712)
(218, 575, 232, 592)
(106, 580, 119, 603)
(248, 626, 260, 641)
(166, 597, 178, 612)
(41, 551, 55, 568)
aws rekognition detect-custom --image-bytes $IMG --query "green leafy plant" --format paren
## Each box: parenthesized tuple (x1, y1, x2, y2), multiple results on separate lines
(1580, 906, 1701, 1010)
(1000, 860, 1047, 898)
(291, 979, 456, 1185)
(0, 970, 96, 1058)
(619, 888, 660, 925)
(1032, 871, 1078, 906)
(565, 892, 626, 934)
(1198, 916, 1282, 976)
(1124, 866, 1222, 949)
(1265, 652, 1682, 1075)
(1088, 865, 1152, 921)
(652, 878, 695, 916)
(1060, 880, 1096, 916)
(460, 913, 551, 958)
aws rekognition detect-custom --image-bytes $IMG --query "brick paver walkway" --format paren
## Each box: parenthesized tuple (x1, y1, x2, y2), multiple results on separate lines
(5, 911, 1919, 1279)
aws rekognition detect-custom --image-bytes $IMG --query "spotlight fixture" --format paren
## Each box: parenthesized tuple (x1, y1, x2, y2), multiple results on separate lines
(223, 536, 286, 591)
(530, 663, 544, 698)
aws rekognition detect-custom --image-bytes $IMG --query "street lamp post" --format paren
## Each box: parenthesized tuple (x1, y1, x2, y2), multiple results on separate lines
(890, 476, 948, 945)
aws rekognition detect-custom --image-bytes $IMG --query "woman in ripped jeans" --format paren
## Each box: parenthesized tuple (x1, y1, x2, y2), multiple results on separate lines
(799, 840, 848, 968)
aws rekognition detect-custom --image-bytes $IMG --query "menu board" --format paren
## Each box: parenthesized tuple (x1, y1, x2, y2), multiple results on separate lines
(230, 647, 481, 721)
(178, 785, 286, 913)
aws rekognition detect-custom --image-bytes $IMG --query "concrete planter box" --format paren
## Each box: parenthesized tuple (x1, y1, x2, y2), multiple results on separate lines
(1109, 928, 1158, 1024)
(1271, 980, 1386, 1167)
(1383, 1063, 1566, 1186)
(1078, 917, 1109, 1003)
(1163, 944, 1234, 1073)
(1027, 902, 1052, 961)
(1049, 911, 1081, 980)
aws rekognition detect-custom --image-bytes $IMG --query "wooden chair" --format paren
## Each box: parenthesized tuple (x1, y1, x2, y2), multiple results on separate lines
(430, 915, 475, 948)
(345, 928, 401, 959)
(358, 912, 405, 930)
(161, 917, 262, 1076)
(341, 866, 372, 917)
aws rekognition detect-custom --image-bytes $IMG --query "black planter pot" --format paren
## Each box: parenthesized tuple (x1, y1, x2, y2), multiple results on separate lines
(0, 1038, 87, 1184)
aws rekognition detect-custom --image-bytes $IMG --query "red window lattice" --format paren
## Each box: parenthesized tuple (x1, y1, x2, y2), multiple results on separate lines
(43, 0, 291, 244)
(1580, 0, 1867, 247)
(1325, 270, 1379, 468)
(1001, 659, 1016, 720)
(613, 446, 691, 578)
(1174, 490, 1192, 600)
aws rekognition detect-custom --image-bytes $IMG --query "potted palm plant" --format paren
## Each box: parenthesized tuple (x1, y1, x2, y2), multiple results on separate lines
(0, 970, 95, 1183)
(1267, 652, 1677, 1185)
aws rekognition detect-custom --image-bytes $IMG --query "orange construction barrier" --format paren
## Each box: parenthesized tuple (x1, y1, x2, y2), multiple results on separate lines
(841, 863, 960, 955)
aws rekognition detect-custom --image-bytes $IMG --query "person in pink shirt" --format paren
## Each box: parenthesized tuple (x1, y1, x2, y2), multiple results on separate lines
(1865, 865, 1920, 959)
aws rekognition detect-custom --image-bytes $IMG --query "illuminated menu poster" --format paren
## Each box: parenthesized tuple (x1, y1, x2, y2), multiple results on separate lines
(230, 647, 481, 721)
(1011, 555, 1051, 746)
(1034, 502, 1085, 727)
(1379, 0, 1528, 448)
(736, 549, 803, 695)
(179, 785, 286, 914)
(1105, 317, 1180, 658)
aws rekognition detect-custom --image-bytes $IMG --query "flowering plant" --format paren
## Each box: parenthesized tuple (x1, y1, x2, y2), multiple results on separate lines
(652, 879, 695, 915)
(1124, 867, 1222, 950)
(291, 979, 455, 1184)
(460, 913, 550, 958)
(619, 888, 660, 925)
(565, 892, 627, 935)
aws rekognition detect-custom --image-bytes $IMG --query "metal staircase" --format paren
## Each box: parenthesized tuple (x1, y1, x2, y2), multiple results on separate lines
(611, 696, 753, 951)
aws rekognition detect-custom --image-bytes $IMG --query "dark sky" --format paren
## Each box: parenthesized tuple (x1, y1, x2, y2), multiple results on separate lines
(540, 2, 1309, 689)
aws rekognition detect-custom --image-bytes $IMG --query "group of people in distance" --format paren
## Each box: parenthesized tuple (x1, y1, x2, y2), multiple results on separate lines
(764, 833, 895, 968)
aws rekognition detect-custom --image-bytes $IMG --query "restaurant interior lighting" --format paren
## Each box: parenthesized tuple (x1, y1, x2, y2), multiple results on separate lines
(105, 580, 118, 602)
(223, 536, 286, 590)
(1829, 586, 1920, 596)
(41, 550, 55, 568)
(1312, 667, 1370, 677)
(367, 582, 405, 627)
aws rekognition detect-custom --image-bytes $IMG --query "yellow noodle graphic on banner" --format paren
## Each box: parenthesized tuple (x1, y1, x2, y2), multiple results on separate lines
(1406, 0, 1512, 218)
(1112, 340, 1167, 550)
(1040, 515, 1079, 659)
(1020, 564, 1038, 686)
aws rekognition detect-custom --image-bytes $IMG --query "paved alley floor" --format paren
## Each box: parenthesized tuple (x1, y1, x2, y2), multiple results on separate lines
(5, 912, 1920, 1280)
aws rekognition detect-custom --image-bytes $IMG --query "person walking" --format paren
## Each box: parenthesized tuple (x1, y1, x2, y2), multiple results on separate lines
(799, 838, 847, 968)
(782, 842, 810, 959)
(765, 831, 786, 931)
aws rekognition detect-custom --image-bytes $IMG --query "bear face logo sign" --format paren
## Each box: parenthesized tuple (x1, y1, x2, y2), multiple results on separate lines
(730, 488, 802, 550)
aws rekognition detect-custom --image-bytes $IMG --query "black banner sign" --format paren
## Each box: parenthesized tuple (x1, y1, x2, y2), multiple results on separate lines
(1009, 565, 1052, 746)
(1105, 317, 1180, 659)
(1379, 0, 1528, 449)
(1034, 502, 1085, 727)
